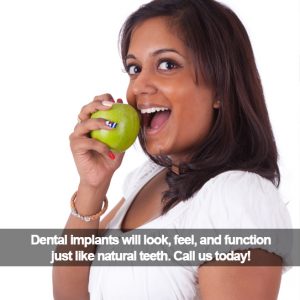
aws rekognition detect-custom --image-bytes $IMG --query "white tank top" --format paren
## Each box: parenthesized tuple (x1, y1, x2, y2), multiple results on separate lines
(89, 160, 292, 300)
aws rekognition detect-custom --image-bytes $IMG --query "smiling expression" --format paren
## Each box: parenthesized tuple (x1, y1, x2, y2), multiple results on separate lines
(125, 17, 219, 164)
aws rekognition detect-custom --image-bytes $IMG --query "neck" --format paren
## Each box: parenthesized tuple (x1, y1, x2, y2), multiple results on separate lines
(168, 152, 192, 174)
(171, 164, 180, 175)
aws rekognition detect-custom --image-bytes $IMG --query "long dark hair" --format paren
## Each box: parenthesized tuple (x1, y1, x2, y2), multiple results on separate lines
(119, 0, 280, 214)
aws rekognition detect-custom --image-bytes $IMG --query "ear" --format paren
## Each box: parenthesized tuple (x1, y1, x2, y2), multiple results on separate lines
(213, 100, 221, 109)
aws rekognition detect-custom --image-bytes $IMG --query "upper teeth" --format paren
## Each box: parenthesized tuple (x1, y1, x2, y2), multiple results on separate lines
(140, 107, 169, 114)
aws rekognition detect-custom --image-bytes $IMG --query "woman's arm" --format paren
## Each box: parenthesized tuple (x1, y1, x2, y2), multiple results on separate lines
(52, 183, 111, 300)
(52, 94, 124, 300)
(198, 249, 282, 300)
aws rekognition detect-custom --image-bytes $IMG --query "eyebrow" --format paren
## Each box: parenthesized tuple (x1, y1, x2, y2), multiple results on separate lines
(125, 48, 185, 60)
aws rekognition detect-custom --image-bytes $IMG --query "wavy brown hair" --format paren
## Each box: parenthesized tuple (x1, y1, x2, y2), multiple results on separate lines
(119, 0, 280, 214)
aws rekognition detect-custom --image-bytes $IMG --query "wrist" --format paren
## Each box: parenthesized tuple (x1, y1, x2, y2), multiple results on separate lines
(70, 191, 108, 222)
(75, 180, 111, 216)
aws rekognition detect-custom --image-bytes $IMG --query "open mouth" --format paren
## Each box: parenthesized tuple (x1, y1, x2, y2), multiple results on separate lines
(140, 107, 171, 132)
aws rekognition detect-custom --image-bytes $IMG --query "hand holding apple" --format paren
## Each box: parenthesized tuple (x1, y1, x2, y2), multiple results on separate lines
(90, 103, 140, 152)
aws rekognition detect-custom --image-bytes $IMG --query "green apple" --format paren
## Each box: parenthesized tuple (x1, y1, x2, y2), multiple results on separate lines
(90, 103, 140, 152)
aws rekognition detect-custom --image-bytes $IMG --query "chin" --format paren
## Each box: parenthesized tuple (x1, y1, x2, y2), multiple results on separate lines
(145, 143, 170, 157)
(147, 144, 195, 164)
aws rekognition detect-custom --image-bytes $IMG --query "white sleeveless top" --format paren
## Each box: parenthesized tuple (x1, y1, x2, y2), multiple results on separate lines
(89, 160, 292, 300)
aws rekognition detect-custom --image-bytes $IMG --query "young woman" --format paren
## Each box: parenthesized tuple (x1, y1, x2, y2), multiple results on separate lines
(53, 0, 291, 299)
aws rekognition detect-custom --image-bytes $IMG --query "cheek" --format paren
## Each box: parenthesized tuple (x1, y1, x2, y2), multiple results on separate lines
(159, 78, 189, 102)
(174, 94, 215, 143)
(192, 108, 215, 139)
(126, 84, 135, 106)
(178, 107, 214, 137)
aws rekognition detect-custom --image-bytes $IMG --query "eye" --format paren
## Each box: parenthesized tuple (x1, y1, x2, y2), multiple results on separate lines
(158, 60, 178, 71)
(126, 64, 141, 75)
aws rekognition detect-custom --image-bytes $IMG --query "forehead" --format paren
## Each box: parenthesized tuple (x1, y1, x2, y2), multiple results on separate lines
(128, 17, 188, 57)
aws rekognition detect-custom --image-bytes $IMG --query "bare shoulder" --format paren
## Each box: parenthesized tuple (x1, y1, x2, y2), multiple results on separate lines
(198, 249, 282, 300)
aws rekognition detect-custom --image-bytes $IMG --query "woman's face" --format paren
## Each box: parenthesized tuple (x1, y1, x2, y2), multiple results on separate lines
(126, 17, 219, 164)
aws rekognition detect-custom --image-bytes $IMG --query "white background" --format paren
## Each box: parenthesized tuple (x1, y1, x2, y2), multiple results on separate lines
(0, 0, 299, 299)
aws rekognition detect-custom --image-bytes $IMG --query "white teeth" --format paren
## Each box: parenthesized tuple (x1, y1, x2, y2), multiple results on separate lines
(140, 107, 169, 114)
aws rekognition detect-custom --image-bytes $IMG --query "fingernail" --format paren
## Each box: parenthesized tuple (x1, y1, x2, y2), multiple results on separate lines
(108, 151, 115, 160)
(105, 120, 118, 129)
(102, 100, 114, 107)
(117, 98, 123, 103)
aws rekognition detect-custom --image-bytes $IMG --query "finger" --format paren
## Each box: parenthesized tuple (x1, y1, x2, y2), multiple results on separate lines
(93, 94, 114, 103)
(73, 118, 117, 137)
(70, 136, 111, 156)
(78, 100, 114, 122)
(70, 137, 125, 163)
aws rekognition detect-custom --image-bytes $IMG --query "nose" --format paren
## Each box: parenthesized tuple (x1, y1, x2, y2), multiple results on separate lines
(130, 68, 157, 96)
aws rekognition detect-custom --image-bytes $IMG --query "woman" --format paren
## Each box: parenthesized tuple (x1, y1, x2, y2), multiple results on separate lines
(53, 0, 291, 299)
